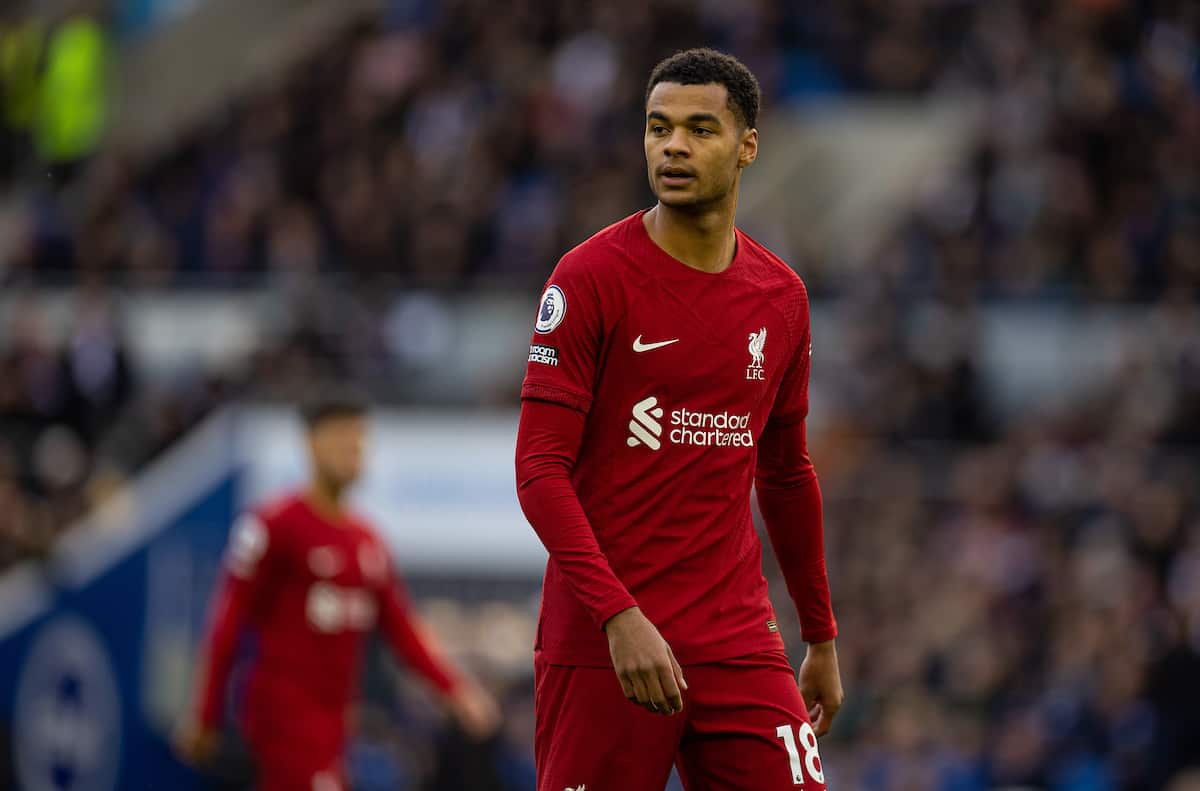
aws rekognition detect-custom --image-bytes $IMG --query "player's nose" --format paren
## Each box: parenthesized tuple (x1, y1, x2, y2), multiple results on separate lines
(663, 128, 691, 157)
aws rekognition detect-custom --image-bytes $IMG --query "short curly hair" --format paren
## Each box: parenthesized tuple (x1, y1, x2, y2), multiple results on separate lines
(645, 48, 761, 130)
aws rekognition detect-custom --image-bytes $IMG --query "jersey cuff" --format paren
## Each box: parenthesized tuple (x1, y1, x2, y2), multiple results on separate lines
(521, 382, 593, 413)
(430, 667, 462, 697)
(801, 624, 838, 644)
(594, 593, 639, 631)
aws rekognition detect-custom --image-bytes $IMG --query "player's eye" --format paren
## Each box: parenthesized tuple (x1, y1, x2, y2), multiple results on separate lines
(650, 125, 669, 135)
(693, 127, 714, 136)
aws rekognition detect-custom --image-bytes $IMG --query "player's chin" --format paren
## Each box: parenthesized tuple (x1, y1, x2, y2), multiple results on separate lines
(654, 188, 706, 208)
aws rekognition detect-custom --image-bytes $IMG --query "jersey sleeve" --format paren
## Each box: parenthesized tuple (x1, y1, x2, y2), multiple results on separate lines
(767, 285, 813, 426)
(515, 398, 638, 629)
(194, 511, 280, 728)
(755, 420, 837, 644)
(376, 564, 460, 695)
(520, 254, 605, 413)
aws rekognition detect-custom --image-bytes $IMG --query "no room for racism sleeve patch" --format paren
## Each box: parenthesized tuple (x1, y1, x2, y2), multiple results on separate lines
(528, 344, 559, 366)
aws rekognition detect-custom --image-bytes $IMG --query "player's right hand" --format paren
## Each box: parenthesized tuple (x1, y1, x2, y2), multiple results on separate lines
(446, 680, 502, 741)
(172, 720, 219, 766)
(603, 606, 687, 715)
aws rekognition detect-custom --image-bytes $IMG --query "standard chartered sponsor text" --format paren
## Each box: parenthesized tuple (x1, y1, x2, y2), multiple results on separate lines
(669, 406, 753, 447)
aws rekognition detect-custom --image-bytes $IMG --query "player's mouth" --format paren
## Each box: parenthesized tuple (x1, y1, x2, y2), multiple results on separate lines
(658, 165, 696, 187)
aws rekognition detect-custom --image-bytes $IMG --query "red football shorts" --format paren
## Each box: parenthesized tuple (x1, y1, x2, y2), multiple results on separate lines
(535, 649, 828, 791)
(252, 756, 347, 791)
(242, 683, 348, 791)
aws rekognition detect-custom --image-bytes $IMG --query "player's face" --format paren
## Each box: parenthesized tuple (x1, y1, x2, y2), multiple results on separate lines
(308, 415, 367, 489)
(644, 82, 758, 210)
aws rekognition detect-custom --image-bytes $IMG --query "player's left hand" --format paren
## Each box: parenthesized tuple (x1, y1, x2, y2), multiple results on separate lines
(446, 681, 502, 742)
(798, 639, 843, 737)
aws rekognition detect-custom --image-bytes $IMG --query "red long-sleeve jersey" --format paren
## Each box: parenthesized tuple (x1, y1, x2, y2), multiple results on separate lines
(515, 210, 837, 667)
(194, 493, 459, 760)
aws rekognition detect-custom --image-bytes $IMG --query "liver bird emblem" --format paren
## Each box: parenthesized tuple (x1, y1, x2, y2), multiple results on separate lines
(747, 327, 767, 368)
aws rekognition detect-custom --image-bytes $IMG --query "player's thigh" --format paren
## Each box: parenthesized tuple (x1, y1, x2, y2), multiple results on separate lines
(535, 653, 684, 791)
(676, 654, 827, 791)
(254, 755, 347, 791)
(249, 723, 346, 791)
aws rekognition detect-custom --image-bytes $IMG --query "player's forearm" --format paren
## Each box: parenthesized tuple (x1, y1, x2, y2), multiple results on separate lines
(516, 399, 638, 627)
(755, 420, 837, 643)
(518, 469, 639, 626)
(380, 597, 460, 695)
(757, 475, 837, 643)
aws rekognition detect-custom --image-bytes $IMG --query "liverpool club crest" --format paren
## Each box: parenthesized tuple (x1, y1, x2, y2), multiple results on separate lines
(746, 327, 766, 380)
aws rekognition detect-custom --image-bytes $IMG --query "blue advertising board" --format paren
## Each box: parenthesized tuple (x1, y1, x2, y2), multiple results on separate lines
(0, 412, 239, 791)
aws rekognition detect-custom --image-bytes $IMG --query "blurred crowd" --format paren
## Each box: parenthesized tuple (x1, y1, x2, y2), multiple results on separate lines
(780, 285, 1200, 789)
(1, 0, 1198, 789)
(813, 0, 1199, 302)
(0, 0, 1193, 298)
(0, 289, 132, 567)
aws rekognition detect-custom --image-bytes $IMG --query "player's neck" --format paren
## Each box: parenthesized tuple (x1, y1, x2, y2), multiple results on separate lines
(305, 482, 347, 523)
(644, 200, 738, 275)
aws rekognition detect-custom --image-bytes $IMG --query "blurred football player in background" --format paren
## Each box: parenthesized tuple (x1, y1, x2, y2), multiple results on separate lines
(176, 395, 499, 791)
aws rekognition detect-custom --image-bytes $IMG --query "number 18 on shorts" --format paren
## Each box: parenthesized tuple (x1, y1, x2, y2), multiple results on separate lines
(777, 722, 825, 786)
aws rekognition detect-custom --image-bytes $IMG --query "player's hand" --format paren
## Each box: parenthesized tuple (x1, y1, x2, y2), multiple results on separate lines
(446, 681, 502, 742)
(603, 606, 687, 715)
(172, 720, 219, 766)
(798, 639, 843, 737)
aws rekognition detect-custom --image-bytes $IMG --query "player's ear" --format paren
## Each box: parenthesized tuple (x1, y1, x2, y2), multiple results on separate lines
(738, 127, 758, 169)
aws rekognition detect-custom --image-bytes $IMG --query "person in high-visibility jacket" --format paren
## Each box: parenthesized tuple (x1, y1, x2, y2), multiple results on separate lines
(34, 14, 110, 184)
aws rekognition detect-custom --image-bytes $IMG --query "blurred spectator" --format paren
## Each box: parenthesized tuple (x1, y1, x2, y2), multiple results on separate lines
(34, 12, 111, 188)
(0, 9, 45, 183)
(0, 5, 111, 190)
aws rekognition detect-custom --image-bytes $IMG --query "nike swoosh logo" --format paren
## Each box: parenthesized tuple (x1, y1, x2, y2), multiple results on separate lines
(632, 336, 680, 352)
